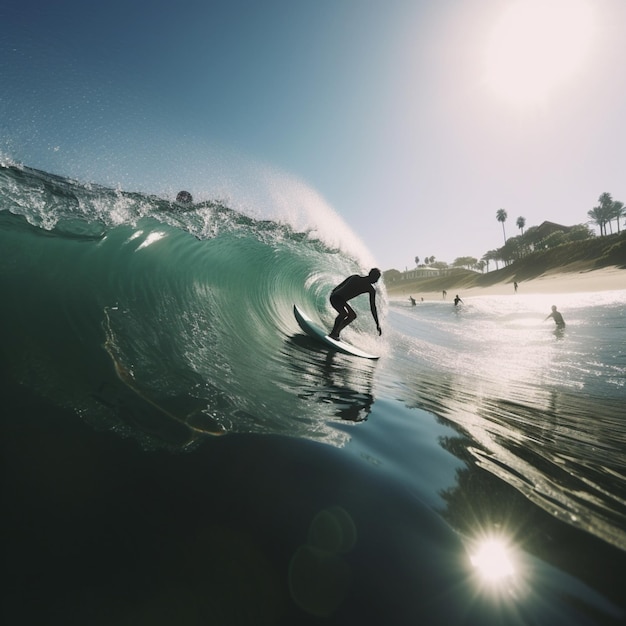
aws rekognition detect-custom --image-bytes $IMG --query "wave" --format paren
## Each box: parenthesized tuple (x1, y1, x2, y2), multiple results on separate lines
(1, 164, 384, 448)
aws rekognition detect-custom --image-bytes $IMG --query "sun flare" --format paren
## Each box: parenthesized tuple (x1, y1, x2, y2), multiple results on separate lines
(482, 0, 596, 108)
(470, 537, 516, 584)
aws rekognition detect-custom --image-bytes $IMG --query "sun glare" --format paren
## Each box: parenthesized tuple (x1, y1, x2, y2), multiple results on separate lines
(482, 0, 595, 108)
(470, 537, 516, 584)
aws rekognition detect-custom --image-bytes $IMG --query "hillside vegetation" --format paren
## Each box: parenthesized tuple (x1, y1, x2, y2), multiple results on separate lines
(386, 231, 626, 295)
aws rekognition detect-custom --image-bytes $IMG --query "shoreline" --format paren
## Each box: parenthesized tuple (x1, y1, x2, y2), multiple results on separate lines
(387, 265, 626, 300)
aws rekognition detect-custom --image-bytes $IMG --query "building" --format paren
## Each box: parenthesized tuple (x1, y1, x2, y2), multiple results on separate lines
(384, 266, 446, 285)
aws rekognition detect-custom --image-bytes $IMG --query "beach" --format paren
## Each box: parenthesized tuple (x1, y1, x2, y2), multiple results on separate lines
(389, 265, 626, 300)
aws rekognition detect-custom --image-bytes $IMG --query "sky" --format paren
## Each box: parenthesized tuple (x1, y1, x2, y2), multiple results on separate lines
(2, 0, 626, 271)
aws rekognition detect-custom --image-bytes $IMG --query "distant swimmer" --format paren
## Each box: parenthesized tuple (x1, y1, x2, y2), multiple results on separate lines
(176, 190, 193, 204)
(409, 296, 416, 306)
(442, 290, 447, 299)
(514, 281, 518, 293)
(545, 305, 565, 327)
(329, 268, 382, 340)
(454, 294, 463, 306)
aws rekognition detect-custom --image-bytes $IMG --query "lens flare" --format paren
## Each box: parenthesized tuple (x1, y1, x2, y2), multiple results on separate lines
(470, 537, 515, 584)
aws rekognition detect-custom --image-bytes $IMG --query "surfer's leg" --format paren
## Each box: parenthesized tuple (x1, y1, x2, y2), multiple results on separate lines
(332, 303, 356, 338)
(330, 311, 348, 339)
(329, 319, 343, 339)
(340, 304, 357, 332)
(330, 296, 349, 339)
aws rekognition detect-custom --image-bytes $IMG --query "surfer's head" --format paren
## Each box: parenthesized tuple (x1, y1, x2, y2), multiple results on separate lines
(176, 190, 193, 204)
(551, 305, 557, 311)
(368, 268, 381, 283)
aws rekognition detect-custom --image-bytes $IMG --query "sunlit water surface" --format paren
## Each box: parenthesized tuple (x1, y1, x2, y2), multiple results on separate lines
(372, 290, 626, 553)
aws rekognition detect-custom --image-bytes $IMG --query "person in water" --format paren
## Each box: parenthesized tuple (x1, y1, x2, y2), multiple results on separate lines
(176, 190, 193, 204)
(454, 294, 463, 306)
(329, 268, 382, 340)
(545, 305, 565, 327)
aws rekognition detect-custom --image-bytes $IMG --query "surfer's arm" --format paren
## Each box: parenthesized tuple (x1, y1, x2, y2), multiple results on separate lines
(369, 291, 381, 335)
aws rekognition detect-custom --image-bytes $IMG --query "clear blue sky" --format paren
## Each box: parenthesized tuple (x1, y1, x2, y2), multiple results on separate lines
(2, 0, 626, 270)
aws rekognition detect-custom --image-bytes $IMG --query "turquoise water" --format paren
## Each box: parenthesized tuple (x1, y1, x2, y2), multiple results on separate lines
(2, 163, 625, 624)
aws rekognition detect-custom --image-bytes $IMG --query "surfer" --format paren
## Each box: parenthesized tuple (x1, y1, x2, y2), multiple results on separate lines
(545, 305, 565, 327)
(329, 268, 382, 340)
(409, 296, 416, 306)
(176, 190, 193, 204)
(454, 294, 463, 306)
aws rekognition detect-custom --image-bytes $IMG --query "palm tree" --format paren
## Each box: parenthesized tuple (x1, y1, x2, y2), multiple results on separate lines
(496, 209, 508, 244)
(481, 252, 491, 272)
(599, 193, 614, 234)
(482, 250, 500, 271)
(611, 201, 624, 233)
(516, 216, 526, 235)
(587, 206, 607, 236)
(599, 192, 613, 208)
(588, 193, 616, 236)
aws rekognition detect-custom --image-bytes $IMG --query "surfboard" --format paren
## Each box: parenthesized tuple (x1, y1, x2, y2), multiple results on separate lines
(293, 304, 379, 360)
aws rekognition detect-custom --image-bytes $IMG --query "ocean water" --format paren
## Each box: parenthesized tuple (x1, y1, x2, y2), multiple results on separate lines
(1, 163, 625, 625)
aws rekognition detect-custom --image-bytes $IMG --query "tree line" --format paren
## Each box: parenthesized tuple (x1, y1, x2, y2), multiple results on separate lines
(411, 192, 624, 273)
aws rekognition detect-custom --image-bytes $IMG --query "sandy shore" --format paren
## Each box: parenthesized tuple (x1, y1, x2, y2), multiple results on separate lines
(389, 266, 626, 301)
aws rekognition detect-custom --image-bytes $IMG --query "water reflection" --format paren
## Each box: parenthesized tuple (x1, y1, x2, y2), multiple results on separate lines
(283, 334, 377, 424)
(428, 419, 626, 619)
(91, 316, 378, 446)
(391, 353, 626, 553)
